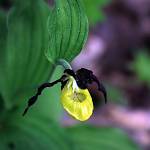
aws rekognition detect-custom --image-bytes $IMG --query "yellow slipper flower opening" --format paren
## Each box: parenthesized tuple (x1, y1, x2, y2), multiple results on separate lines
(61, 76, 93, 121)
(23, 67, 107, 122)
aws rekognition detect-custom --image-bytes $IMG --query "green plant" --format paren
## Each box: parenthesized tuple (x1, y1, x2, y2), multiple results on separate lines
(0, 0, 139, 149)
(132, 51, 150, 85)
(82, 0, 111, 25)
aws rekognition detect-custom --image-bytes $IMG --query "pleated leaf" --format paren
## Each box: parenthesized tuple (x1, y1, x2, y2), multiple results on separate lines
(0, 0, 53, 109)
(46, 0, 89, 63)
(67, 125, 139, 150)
(0, 10, 7, 111)
(0, 116, 73, 150)
(21, 66, 64, 122)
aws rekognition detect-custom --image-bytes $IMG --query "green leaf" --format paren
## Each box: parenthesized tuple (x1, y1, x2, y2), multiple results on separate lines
(67, 125, 139, 150)
(24, 66, 64, 122)
(0, 93, 5, 115)
(131, 51, 150, 85)
(82, 0, 111, 25)
(0, 11, 7, 51)
(0, 116, 73, 150)
(0, 0, 53, 109)
(46, 0, 89, 63)
(0, 10, 7, 110)
(107, 84, 127, 105)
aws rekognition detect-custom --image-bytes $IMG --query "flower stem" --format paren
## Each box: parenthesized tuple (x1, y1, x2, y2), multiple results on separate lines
(56, 59, 72, 70)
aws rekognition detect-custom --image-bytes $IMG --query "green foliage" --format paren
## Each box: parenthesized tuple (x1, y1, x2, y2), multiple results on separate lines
(0, 0, 67, 149)
(46, 0, 89, 63)
(0, 117, 72, 150)
(26, 66, 63, 121)
(82, 0, 110, 25)
(107, 84, 127, 105)
(0, 0, 71, 149)
(0, 10, 7, 67)
(0, 0, 52, 109)
(0, 10, 8, 111)
(132, 51, 150, 85)
(67, 125, 139, 150)
(0, 0, 139, 150)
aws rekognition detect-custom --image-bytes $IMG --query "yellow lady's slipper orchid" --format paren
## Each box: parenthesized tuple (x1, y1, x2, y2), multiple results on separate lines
(61, 76, 93, 121)
(23, 68, 107, 122)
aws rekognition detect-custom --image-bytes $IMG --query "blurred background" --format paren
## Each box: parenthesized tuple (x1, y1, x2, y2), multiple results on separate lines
(72, 0, 150, 149)
(0, 0, 150, 150)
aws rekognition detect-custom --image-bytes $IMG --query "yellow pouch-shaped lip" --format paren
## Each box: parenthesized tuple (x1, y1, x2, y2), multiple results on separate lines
(61, 77, 93, 121)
